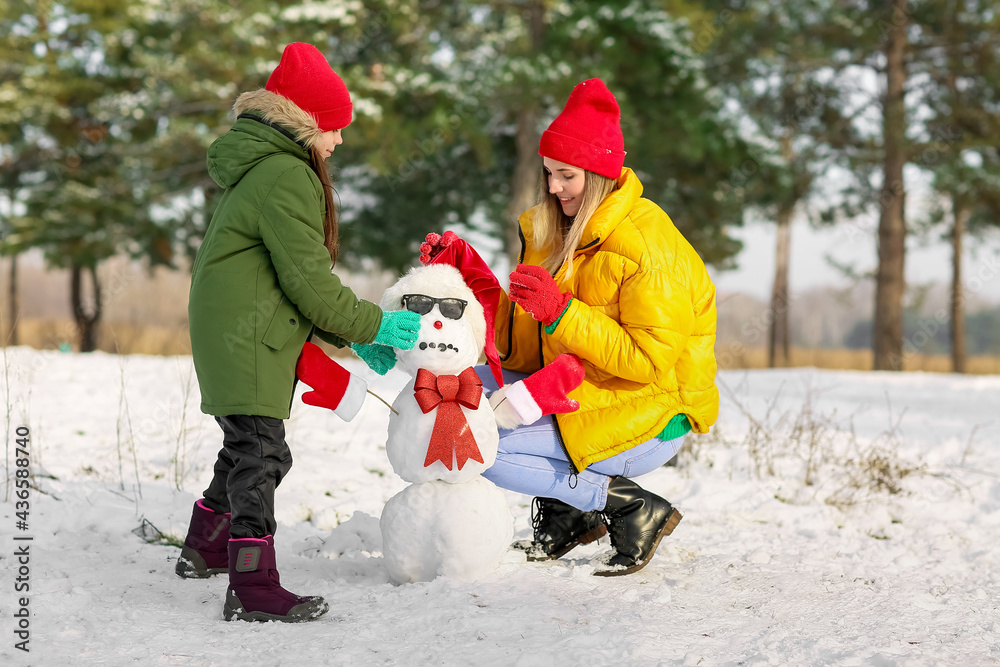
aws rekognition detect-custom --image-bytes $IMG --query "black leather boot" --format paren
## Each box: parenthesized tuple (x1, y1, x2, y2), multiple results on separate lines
(594, 477, 682, 577)
(512, 497, 607, 561)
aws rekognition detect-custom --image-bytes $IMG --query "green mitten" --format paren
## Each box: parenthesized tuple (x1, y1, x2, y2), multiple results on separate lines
(373, 310, 421, 349)
(350, 342, 397, 375)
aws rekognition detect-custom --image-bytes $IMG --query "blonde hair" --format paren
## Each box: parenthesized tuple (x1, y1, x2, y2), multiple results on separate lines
(532, 168, 618, 278)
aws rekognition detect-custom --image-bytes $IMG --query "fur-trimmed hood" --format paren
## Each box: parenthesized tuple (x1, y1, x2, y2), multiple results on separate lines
(207, 90, 323, 190)
(233, 88, 324, 150)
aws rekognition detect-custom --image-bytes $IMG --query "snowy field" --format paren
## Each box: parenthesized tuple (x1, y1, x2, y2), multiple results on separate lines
(1, 346, 998, 666)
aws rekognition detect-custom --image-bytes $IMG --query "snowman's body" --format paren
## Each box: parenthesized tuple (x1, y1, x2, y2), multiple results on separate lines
(385, 374, 498, 485)
(379, 265, 513, 584)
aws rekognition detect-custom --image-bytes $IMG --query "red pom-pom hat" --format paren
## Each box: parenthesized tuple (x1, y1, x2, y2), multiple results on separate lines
(265, 42, 353, 131)
(538, 78, 626, 179)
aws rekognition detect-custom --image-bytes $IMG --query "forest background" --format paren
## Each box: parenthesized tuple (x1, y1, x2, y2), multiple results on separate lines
(2, 0, 1000, 373)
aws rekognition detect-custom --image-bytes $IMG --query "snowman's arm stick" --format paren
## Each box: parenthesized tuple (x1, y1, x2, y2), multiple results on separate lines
(366, 388, 399, 415)
(489, 387, 522, 430)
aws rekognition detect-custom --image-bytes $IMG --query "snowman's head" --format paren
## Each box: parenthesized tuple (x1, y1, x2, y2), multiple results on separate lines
(381, 264, 485, 376)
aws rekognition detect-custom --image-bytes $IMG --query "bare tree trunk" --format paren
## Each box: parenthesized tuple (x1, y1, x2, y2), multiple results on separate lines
(503, 1, 546, 266)
(6, 254, 18, 346)
(950, 197, 969, 373)
(506, 109, 540, 264)
(873, 0, 908, 371)
(71, 262, 102, 352)
(768, 204, 793, 368)
(3, 184, 18, 346)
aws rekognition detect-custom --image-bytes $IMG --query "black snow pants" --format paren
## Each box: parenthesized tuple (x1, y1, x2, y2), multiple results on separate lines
(201, 415, 293, 539)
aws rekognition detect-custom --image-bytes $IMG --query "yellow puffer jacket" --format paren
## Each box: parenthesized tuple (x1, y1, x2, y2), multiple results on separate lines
(496, 168, 719, 472)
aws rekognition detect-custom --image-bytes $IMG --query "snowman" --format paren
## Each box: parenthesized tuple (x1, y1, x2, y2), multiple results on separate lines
(296, 262, 585, 584)
(375, 263, 511, 583)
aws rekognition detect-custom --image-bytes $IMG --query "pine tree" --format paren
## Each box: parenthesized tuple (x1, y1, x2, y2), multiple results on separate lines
(545, 0, 756, 267)
(915, 0, 1000, 372)
(339, 0, 757, 271)
(0, 0, 333, 349)
(0, 0, 59, 345)
(696, 0, 851, 367)
(2, 1, 161, 350)
(872, 0, 910, 371)
(3, 0, 762, 343)
(771, 0, 950, 371)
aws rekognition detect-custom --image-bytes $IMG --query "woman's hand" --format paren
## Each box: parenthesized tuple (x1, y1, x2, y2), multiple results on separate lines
(508, 264, 572, 326)
(489, 353, 584, 428)
(419, 231, 460, 265)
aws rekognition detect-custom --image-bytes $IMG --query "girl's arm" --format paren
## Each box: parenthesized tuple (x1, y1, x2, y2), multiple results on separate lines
(259, 165, 382, 345)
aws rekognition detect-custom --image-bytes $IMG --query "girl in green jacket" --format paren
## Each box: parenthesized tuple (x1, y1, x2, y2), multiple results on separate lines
(176, 43, 419, 623)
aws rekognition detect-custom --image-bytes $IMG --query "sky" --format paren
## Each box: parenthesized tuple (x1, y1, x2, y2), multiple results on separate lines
(710, 215, 1000, 304)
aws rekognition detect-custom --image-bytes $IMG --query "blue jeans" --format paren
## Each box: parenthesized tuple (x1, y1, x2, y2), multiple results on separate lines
(475, 366, 684, 512)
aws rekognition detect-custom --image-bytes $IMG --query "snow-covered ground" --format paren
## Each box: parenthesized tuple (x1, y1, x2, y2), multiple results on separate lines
(1, 347, 998, 666)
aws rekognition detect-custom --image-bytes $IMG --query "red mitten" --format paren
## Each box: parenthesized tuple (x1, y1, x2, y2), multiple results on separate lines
(490, 353, 585, 427)
(419, 231, 460, 265)
(508, 264, 572, 326)
(296, 342, 368, 420)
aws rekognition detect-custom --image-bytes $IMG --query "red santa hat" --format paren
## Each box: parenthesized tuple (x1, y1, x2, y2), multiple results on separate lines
(538, 78, 626, 179)
(426, 234, 504, 388)
(266, 42, 353, 131)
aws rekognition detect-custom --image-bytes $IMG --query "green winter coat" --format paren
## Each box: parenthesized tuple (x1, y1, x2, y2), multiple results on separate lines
(189, 89, 382, 419)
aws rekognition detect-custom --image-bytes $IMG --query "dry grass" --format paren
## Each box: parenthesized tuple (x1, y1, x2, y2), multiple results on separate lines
(6, 320, 1000, 374)
(717, 345, 1000, 375)
(4, 318, 362, 358)
(682, 379, 931, 508)
(8, 319, 192, 356)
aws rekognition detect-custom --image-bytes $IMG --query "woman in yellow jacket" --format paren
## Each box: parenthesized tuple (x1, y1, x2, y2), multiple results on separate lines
(426, 79, 718, 576)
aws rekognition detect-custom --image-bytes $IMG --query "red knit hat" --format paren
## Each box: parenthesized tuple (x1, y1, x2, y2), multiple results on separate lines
(265, 42, 353, 131)
(538, 78, 626, 179)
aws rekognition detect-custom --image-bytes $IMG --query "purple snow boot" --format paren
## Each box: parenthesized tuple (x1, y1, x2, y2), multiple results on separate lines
(175, 499, 231, 579)
(223, 536, 329, 623)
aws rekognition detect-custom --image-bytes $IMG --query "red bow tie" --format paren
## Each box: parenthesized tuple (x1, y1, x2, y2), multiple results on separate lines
(413, 367, 484, 471)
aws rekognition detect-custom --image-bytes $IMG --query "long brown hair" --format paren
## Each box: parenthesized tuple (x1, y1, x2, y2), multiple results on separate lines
(309, 145, 339, 264)
(532, 168, 618, 278)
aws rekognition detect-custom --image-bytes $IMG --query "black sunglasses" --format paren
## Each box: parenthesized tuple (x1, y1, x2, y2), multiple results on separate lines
(401, 294, 468, 320)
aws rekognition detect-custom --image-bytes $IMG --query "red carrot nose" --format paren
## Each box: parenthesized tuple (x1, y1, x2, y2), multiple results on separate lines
(434, 321, 443, 330)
